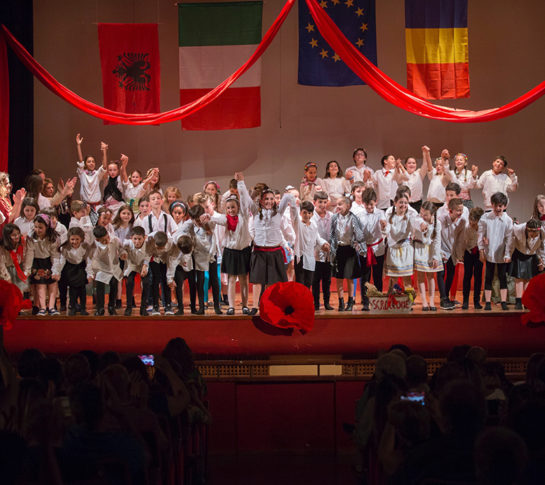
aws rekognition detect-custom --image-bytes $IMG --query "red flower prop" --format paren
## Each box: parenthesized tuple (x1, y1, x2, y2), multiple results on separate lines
(259, 282, 315, 333)
(521, 273, 545, 326)
(0, 280, 32, 330)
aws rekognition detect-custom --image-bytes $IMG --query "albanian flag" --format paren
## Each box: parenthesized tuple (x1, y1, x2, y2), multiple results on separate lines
(259, 281, 315, 333)
(98, 24, 160, 123)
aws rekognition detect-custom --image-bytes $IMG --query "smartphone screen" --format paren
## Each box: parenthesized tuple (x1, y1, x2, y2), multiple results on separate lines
(400, 391, 425, 406)
(138, 354, 154, 366)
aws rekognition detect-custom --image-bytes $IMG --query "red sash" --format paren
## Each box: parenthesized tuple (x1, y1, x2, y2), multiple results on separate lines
(366, 238, 383, 266)
(10, 237, 26, 282)
(254, 245, 287, 263)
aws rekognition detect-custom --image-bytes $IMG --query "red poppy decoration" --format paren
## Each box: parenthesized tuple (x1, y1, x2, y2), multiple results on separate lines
(259, 282, 315, 333)
(0, 280, 32, 330)
(521, 273, 545, 326)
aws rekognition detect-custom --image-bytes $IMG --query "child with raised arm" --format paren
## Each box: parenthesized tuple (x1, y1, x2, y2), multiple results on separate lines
(123, 226, 151, 316)
(478, 192, 514, 310)
(167, 235, 196, 315)
(394, 146, 432, 213)
(450, 153, 479, 208)
(427, 156, 453, 209)
(90, 225, 126, 316)
(412, 202, 442, 311)
(475, 156, 518, 211)
(311, 191, 334, 310)
(506, 218, 545, 310)
(208, 172, 253, 315)
(102, 154, 127, 216)
(75, 133, 107, 224)
(330, 196, 366, 311)
(120, 161, 146, 212)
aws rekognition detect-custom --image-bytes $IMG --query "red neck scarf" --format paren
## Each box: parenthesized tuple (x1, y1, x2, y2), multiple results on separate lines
(10, 237, 26, 282)
(540, 215, 545, 221)
(226, 214, 239, 231)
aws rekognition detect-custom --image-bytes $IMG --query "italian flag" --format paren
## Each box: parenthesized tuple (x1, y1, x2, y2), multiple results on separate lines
(178, 1, 263, 130)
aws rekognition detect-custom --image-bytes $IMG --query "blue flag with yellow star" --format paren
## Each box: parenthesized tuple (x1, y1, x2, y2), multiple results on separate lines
(298, 0, 377, 86)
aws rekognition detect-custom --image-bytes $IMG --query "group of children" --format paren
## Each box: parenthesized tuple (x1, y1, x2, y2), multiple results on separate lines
(0, 137, 543, 316)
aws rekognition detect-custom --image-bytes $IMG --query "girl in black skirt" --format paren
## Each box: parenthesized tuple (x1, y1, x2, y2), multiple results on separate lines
(59, 227, 92, 315)
(508, 218, 545, 309)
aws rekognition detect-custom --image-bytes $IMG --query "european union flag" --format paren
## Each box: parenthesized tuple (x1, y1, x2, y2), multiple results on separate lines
(298, 0, 377, 86)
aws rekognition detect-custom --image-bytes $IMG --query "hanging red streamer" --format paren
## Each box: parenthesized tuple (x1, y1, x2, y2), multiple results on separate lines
(1, 0, 545, 126)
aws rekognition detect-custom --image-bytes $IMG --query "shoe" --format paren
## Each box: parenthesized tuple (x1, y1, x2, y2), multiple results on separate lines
(165, 306, 175, 315)
(474, 301, 483, 310)
(60, 304, 67, 312)
(146, 305, 153, 312)
(440, 298, 455, 310)
(214, 305, 223, 315)
(338, 298, 345, 312)
(227, 307, 235, 315)
(484, 302, 492, 311)
(324, 303, 334, 310)
(37, 309, 47, 316)
(429, 306, 437, 311)
(422, 306, 430, 311)
(175, 309, 184, 315)
(68, 308, 77, 316)
(196, 307, 205, 315)
(48, 308, 59, 316)
(80, 309, 89, 316)
(462, 300, 469, 310)
(362, 304, 370, 311)
(151, 307, 161, 316)
(140, 307, 149, 316)
(242, 306, 250, 315)
(124, 307, 133, 316)
(95, 308, 105, 316)
(32, 306, 39, 315)
(514, 298, 523, 310)
(451, 299, 461, 307)
(345, 298, 355, 311)
(108, 306, 117, 316)
(249, 308, 258, 316)
(191, 306, 198, 315)
(314, 304, 320, 311)
(115, 299, 122, 309)
(501, 301, 508, 311)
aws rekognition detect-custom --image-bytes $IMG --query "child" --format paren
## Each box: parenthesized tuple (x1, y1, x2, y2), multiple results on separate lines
(437, 182, 469, 222)
(507, 218, 545, 309)
(102, 154, 126, 216)
(95, 207, 116, 240)
(394, 146, 432, 213)
(42, 207, 68, 246)
(123, 226, 151, 316)
(169, 200, 189, 228)
(143, 168, 161, 195)
(113, 204, 135, 308)
(203, 181, 221, 213)
(69, 200, 94, 244)
(311, 191, 334, 310)
(58, 227, 92, 315)
(133, 196, 152, 230)
(14, 197, 39, 237)
(454, 207, 485, 310)
(382, 193, 414, 288)
(330, 196, 366, 311)
(532, 194, 545, 228)
(427, 157, 452, 209)
(316, 160, 350, 210)
(167, 235, 196, 315)
(370, 155, 398, 210)
(220, 179, 239, 213)
(475, 156, 518, 211)
(478, 192, 514, 310)
(345, 148, 374, 184)
(357, 188, 387, 310)
(90, 225, 126, 316)
(450, 153, 479, 208)
(299, 162, 321, 203)
(24, 214, 60, 316)
(121, 163, 146, 212)
(147, 231, 174, 316)
(291, 200, 330, 289)
(243, 179, 296, 314)
(136, 190, 177, 236)
(412, 202, 442, 311)
(437, 198, 466, 309)
(350, 182, 367, 215)
(163, 186, 182, 213)
(75, 133, 107, 223)
(0, 224, 27, 295)
(209, 174, 253, 315)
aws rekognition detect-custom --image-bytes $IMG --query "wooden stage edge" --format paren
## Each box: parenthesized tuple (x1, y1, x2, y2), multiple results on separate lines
(5, 309, 545, 357)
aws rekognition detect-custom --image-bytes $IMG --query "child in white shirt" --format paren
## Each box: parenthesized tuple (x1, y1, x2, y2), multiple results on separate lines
(123, 226, 151, 316)
(427, 157, 452, 208)
(394, 146, 432, 213)
(345, 148, 374, 184)
(311, 191, 334, 310)
(371, 155, 398, 210)
(475, 156, 518, 211)
(167, 235, 196, 315)
(14, 197, 39, 237)
(69, 200, 94, 244)
(450, 153, 479, 208)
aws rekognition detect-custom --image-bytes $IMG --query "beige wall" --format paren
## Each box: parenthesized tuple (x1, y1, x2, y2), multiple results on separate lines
(33, 0, 545, 219)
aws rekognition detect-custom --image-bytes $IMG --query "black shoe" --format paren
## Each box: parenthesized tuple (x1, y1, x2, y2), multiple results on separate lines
(32, 306, 39, 315)
(108, 306, 117, 316)
(324, 303, 334, 310)
(501, 301, 508, 311)
(514, 298, 523, 310)
(196, 307, 205, 315)
(124, 307, 133, 316)
(227, 307, 235, 315)
(139, 307, 149, 316)
(314, 304, 320, 311)
(190, 306, 198, 314)
(422, 306, 430, 311)
(68, 308, 77, 316)
(362, 304, 370, 311)
(249, 307, 258, 316)
(338, 298, 345, 312)
(462, 300, 469, 310)
(484, 302, 492, 311)
(95, 308, 105, 316)
(429, 306, 437, 311)
(214, 305, 223, 315)
(115, 299, 122, 309)
(242, 306, 250, 315)
(345, 298, 354, 311)
(474, 301, 483, 310)
(440, 298, 455, 310)
(60, 304, 67, 312)
(80, 309, 90, 316)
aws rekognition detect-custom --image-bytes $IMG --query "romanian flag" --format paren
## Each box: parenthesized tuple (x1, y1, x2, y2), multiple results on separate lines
(405, 0, 469, 100)
(178, 2, 262, 130)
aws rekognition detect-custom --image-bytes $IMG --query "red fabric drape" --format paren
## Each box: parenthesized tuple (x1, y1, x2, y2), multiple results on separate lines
(0, 33, 9, 171)
(304, 0, 545, 122)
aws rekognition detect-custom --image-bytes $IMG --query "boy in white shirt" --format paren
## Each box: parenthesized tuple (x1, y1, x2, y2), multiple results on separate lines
(478, 192, 514, 310)
(134, 190, 177, 236)
(69, 200, 94, 244)
(345, 147, 374, 184)
(437, 182, 469, 221)
(147, 231, 174, 316)
(475, 156, 518, 211)
(370, 155, 398, 210)
(167, 235, 196, 315)
(123, 226, 151, 316)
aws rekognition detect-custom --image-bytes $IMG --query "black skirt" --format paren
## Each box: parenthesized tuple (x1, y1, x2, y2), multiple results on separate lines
(333, 245, 361, 279)
(30, 257, 54, 285)
(222, 246, 251, 276)
(61, 261, 87, 287)
(509, 249, 539, 280)
(249, 247, 287, 285)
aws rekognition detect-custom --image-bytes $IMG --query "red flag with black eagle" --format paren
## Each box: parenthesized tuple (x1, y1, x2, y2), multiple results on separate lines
(98, 24, 160, 123)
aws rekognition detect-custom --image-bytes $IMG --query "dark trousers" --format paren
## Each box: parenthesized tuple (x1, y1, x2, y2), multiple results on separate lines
(295, 257, 314, 289)
(95, 277, 118, 311)
(360, 253, 385, 303)
(437, 256, 456, 300)
(485, 262, 508, 290)
(58, 277, 68, 307)
(463, 250, 483, 303)
(150, 261, 171, 308)
(126, 271, 151, 309)
(174, 267, 196, 310)
(68, 285, 86, 310)
(312, 261, 332, 306)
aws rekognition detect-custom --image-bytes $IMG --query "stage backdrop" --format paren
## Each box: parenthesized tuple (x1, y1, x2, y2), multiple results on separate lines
(32, 0, 545, 220)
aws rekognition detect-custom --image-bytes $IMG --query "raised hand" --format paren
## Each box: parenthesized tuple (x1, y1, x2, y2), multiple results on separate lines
(100, 141, 108, 151)
(234, 172, 244, 181)
(421, 145, 430, 153)
(471, 165, 479, 177)
(76, 133, 83, 145)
